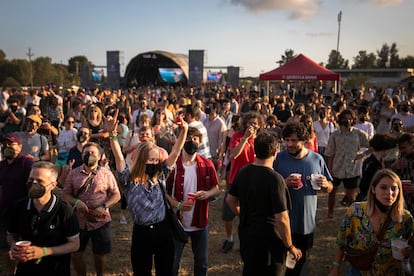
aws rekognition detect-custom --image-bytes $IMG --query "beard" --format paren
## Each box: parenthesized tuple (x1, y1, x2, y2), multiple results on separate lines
(288, 146, 303, 157)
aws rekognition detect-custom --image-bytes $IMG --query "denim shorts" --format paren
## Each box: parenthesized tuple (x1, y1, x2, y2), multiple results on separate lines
(79, 222, 111, 254)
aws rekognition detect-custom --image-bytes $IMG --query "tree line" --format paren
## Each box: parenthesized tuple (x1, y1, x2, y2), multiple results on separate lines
(1, 42, 414, 87)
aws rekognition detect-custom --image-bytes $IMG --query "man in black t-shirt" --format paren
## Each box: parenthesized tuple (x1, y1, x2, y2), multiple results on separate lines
(226, 131, 302, 275)
(7, 161, 80, 276)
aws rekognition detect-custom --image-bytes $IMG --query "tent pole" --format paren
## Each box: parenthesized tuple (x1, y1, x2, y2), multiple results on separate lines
(266, 81, 269, 97)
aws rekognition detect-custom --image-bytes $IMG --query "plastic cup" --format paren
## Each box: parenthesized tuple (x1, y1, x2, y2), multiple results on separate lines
(310, 174, 323, 190)
(187, 192, 196, 204)
(15, 240, 31, 262)
(285, 251, 296, 269)
(290, 173, 303, 190)
(391, 238, 408, 260)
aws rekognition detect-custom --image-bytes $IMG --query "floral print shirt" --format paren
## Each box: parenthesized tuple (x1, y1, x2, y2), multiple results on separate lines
(336, 202, 414, 275)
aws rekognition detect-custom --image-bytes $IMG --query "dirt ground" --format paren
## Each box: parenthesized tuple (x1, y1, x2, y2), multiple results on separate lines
(80, 182, 346, 276)
(0, 182, 346, 276)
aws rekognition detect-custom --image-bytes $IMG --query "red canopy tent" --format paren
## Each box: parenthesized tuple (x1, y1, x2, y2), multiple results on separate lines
(259, 54, 341, 81)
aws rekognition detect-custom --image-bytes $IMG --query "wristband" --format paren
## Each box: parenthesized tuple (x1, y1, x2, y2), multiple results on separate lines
(73, 199, 81, 209)
(287, 244, 294, 251)
(176, 201, 181, 210)
(332, 261, 341, 267)
(36, 247, 47, 264)
(109, 134, 118, 140)
(242, 137, 247, 142)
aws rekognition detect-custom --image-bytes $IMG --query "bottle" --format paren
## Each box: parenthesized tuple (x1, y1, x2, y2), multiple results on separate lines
(402, 258, 411, 275)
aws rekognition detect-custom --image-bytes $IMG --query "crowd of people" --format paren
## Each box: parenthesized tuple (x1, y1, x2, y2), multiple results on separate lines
(0, 82, 414, 275)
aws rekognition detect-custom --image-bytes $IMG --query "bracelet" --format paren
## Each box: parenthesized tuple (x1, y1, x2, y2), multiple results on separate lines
(287, 244, 294, 251)
(73, 199, 80, 209)
(176, 201, 181, 210)
(109, 134, 118, 140)
(242, 137, 247, 142)
(36, 247, 47, 264)
(332, 261, 341, 267)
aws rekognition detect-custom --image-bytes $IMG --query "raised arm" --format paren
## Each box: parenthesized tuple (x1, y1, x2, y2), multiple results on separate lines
(165, 117, 188, 168)
(102, 110, 126, 172)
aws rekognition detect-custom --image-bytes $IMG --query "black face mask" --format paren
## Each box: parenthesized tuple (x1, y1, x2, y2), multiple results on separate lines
(77, 133, 87, 143)
(2, 146, 16, 160)
(184, 140, 198, 155)
(145, 163, 161, 177)
(319, 111, 326, 119)
(393, 124, 401, 132)
(10, 106, 18, 113)
(23, 121, 35, 132)
(340, 119, 352, 128)
(359, 116, 365, 123)
(28, 181, 47, 199)
(83, 152, 98, 167)
(374, 196, 391, 213)
(401, 106, 409, 113)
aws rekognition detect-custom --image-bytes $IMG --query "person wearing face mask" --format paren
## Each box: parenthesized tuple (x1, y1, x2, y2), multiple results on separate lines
(0, 97, 24, 134)
(104, 109, 188, 276)
(354, 106, 375, 139)
(63, 142, 120, 276)
(7, 161, 80, 276)
(392, 100, 414, 133)
(166, 127, 219, 276)
(325, 109, 370, 218)
(0, 133, 34, 275)
(220, 112, 264, 254)
(328, 169, 414, 276)
(65, 127, 90, 170)
(18, 114, 50, 162)
(274, 122, 333, 275)
(355, 134, 397, 202)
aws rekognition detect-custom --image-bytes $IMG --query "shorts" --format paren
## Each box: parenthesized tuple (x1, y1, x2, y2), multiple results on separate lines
(222, 185, 236, 221)
(79, 223, 111, 255)
(332, 176, 359, 189)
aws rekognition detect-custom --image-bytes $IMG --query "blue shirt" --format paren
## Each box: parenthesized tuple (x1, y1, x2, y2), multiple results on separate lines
(117, 164, 170, 226)
(274, 150, 332, 235)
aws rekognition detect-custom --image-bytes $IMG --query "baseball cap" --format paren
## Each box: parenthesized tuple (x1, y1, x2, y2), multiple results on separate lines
(26, 115, 42, 125)
(2, 133, 22, 144)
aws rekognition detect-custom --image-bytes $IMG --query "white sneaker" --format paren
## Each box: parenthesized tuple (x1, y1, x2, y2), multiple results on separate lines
(120, 216, 127, 225)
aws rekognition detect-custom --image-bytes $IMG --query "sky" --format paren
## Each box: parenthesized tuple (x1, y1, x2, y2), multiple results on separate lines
(1, 0, 413, 77)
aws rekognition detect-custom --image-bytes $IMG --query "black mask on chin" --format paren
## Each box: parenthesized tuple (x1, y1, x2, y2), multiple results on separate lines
(374, 196, 391, 213)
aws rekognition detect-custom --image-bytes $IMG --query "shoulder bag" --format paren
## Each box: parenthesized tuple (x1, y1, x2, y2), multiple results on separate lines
(344, 215, 391, 271)
(160, 182, 188, 243)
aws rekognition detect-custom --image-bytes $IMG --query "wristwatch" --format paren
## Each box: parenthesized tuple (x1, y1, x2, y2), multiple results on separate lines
(102, 203, 109, 210)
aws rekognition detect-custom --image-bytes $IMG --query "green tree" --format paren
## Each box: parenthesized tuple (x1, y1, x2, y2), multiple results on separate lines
(389, 43, 400, 68)
(9, 59, 31, 86)
(326, 50, 349, 69)
(352, 51, 376, 69)
(68, 56, 93, 75)
(0, 49, 6, 61)
(33, 57, 56, 86)
(400, 56, 414, 68)
(376, 43, 390, 68)
(276, 49, 296, 66)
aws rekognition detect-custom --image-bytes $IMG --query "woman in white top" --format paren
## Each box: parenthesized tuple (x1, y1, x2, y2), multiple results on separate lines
(313, 106, 336, 158)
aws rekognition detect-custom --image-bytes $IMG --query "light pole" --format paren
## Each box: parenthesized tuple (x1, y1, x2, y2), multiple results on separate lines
(26, 48, 34, 88)
(336, 11, 342, 56)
